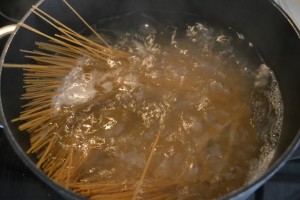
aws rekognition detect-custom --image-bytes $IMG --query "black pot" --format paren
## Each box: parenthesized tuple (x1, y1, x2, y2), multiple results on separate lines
(1, 0, 300, 199)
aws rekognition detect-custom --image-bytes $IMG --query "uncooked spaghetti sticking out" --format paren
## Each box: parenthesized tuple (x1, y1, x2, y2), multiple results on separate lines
(4, 2, 283, 200)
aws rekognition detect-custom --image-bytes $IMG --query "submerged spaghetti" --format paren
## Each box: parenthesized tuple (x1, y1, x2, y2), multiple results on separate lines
(5, 2, 283, 200)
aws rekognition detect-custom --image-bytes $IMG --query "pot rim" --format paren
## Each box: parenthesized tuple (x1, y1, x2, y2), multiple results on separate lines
(0, 0, 299, 199)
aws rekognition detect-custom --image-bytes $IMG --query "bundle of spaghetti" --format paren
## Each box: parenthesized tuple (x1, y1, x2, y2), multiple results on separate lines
(3, 1, 185, 199)
(70, 179, 180, 200)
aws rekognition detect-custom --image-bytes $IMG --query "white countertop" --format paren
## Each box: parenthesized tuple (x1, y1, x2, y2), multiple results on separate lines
(275, 0, 300, 29)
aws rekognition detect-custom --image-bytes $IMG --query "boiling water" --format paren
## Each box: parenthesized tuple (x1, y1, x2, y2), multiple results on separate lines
(52, 13, 283, 199)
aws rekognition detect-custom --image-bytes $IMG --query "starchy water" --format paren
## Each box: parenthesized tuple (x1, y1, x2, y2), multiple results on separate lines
(51, 12, 283, 199)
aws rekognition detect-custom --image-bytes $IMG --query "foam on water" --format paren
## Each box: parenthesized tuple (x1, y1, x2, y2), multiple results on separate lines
(53, 58, 98, 111)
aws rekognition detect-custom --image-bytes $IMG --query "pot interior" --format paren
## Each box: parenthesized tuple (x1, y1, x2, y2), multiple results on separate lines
(1, 0, 300, 199)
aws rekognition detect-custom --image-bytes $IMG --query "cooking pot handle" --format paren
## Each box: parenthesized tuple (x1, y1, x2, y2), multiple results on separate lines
(0, 24, 17, 129)
(0, 24, 17, 39)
